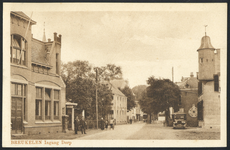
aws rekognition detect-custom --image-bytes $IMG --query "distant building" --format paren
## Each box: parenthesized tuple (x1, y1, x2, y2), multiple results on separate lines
(102, 80, 127, 125)
(197, 33, 220, 129)
(110, 83, 127, 124)
(10, 11, 66, 135)
(176, 72, 199, 127)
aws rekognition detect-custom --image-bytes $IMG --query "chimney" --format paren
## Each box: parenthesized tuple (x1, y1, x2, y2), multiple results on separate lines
(196, 72, 199, 79)
(54, 32, 57, 41)
(48, 38, 51, 42)
(190, 72, 194, 77)
(59, 34, 62, 43)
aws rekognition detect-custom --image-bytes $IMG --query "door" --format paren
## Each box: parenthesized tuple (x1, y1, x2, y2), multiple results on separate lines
(11, 97, 23, 134)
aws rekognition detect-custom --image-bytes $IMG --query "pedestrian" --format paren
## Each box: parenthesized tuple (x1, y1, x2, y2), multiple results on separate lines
(100, 118, 105, 130)
(80, 117, 87, 134)
(105, 120, 108, 130)
(110, 118, 114, 130)
(74, 116, 79, 134)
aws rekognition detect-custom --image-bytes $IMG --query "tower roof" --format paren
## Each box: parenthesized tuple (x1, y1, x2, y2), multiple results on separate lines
(197, 35, 215, 51)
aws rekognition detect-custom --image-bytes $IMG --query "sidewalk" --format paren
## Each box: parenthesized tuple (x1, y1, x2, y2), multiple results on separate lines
(11, 128, 103, 140)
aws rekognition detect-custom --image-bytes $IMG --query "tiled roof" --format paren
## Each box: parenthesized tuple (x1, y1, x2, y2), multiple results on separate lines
(11, 11, 36, 24)
(31, 39, 50, 66)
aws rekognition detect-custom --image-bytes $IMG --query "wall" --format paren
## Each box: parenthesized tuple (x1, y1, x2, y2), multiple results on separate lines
(180, 90, 198, 127)
(202, 81, 220, 129)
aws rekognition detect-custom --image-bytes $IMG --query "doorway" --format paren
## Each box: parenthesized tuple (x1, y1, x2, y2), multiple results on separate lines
(11, 97, 23, 134)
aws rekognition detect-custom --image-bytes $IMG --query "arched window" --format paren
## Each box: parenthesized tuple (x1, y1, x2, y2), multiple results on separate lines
(11, 34, 27, 66)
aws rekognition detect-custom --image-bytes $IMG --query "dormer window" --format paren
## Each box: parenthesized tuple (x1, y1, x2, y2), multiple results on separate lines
(10, 34, 27, 66)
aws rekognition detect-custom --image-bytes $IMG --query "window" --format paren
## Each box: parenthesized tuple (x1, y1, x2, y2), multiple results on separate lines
(45, 101, 51, 120)
(54, 101, 59, 119)
(36, 87, 42, 98)
(36, 87, 42, 120)
(10, 34, 27, 66)
(35, 100, 42, 120)
(11, 83, 27, 123)
(206, 59, 208, 62)
(54, 90, 60, 120)
(45, 89, 51, 99)
(54, 90, 59, 99)
(214, 75, 219, 92)
(45, 89, 51, 120)
(200, 58, 203, 63)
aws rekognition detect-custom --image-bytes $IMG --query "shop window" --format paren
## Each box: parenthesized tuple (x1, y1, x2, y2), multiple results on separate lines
(10, 34, 27, 66)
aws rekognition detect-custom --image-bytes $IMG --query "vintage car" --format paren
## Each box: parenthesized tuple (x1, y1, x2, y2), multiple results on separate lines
(172, 112, 187, 129)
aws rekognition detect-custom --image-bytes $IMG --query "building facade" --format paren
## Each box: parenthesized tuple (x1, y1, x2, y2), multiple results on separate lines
(176, 73, 199, 127)
(10, 11, 66, 135)
(197, 33, 220, 129)
(110, 83, 127, 125)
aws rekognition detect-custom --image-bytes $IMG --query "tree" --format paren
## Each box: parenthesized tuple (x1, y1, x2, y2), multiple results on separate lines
(61, 60, 113, 119)
(139, 76, 181, 125)
(95, 64, 122, 81)
(120, 86, 136, 111)
(132, 85, 147, 101)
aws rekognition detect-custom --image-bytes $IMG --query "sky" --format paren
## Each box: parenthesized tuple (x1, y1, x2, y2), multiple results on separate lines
(19, 3, 227, 88)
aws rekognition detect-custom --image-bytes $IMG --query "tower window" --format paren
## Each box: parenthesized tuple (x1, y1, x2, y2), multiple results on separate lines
(206, 59, 208, 62)
(200, 58, 203, 63)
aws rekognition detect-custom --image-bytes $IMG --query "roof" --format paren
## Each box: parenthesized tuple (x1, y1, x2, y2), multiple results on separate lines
(11, 11, 36, 24)
(197, 35, 215, 51)
(110, 79, 128, 89)
(100, 80, 126, 97)
(176, 75, 198, 89)
(31, 39, 51, 67)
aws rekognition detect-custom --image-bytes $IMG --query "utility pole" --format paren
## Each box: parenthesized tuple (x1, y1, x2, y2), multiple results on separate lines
(95, 68, 98, 129)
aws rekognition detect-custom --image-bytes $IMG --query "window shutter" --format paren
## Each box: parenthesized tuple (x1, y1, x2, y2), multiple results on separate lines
(214, 75, 219, 91)
(198, 81, 202, 96)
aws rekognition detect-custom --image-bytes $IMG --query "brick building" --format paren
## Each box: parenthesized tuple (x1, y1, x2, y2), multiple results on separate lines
(10, 11, 66, 135)
(197, 33, 220, 129)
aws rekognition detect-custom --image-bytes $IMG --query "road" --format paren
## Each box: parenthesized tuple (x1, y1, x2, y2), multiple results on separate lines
(76, 122, 220, 140)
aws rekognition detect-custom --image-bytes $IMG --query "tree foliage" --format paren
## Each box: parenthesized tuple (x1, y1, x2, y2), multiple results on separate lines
(132, 85, 147, 101)
(139, 76, 181, 116)
(120, 86, 136, 111)
(94, 64, 122, 81)
(61, 61, 122, 119)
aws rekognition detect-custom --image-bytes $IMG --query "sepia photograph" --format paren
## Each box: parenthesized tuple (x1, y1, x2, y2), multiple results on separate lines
(3, 3, 227, 147)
